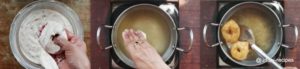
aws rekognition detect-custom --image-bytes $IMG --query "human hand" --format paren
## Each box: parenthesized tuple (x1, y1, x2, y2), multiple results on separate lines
(122, 29, 170, 69)
(53, 30, 90, 69)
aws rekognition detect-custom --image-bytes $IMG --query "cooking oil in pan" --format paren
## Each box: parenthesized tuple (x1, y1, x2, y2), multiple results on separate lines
(230, 8, 276, 60)
(114, 8, 172, 58)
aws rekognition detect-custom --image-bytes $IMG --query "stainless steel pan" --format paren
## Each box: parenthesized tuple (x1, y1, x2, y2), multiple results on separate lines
(203, 2, 298, 67)
(97, 4, 194, 68)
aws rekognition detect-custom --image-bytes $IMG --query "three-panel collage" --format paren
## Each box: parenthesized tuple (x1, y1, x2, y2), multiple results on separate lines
(0, 0, 299, 69)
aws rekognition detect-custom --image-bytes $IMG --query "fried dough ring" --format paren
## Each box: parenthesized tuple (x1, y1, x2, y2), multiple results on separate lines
(221, 19, 240, 43)
(230, 41, 250, 61)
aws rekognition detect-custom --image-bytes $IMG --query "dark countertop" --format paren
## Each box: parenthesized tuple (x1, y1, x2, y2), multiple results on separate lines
(284, 0, 300, 67)
(1, 0, 300, 69)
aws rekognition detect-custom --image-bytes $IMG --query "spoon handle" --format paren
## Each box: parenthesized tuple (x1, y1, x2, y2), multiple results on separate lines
(251, 44, 283, 69)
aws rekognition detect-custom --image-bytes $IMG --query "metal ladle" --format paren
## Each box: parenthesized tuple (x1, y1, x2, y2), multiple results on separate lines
(239, 25, 283, 69)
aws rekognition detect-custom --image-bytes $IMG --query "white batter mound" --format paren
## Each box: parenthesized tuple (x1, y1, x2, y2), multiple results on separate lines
(18, 9, 73, 68)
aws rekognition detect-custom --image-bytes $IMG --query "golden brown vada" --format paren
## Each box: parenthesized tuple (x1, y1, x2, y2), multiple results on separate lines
(221, 19, 241, 43)
(230, 41, 250, 61)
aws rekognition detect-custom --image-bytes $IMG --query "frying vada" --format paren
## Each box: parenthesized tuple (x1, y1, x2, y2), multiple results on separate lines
(221, 19, 241, 43)
(230, 41, 250, 61)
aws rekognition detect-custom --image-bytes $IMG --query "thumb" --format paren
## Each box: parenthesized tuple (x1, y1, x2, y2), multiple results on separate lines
(53, 37, 73, 51)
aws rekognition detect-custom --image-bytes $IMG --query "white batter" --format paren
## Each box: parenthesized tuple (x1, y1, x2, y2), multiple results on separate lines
(18, 9, 73, 68)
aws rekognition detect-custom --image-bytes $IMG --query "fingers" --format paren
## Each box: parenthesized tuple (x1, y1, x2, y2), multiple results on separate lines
(70, 36, 80, 43)
(122, 29, 130, 44)
(130, 29, 140, 42)
(53, 37, 73, 51)
(128, 29, 136, 41)
(126, 29, 145, 41)
(122, 28, 151, 52)
(71, 36, 86, 52)
(135, 30, 147, 40)
(122, 29, 144, 58)
(123, 29, 140, 44)
(64, 29, 75, 40)
(63, 29, 86, 51)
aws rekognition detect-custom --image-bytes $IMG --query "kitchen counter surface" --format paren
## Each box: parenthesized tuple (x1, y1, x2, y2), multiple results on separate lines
(284, 0, 300, 68)
(1, 0, 300, 69)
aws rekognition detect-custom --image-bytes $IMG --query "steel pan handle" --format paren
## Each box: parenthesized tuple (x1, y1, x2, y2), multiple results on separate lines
(176, 27, 194, 53)
(281, 24, 298, 49)
(97, 25, 113, 50)
(203, 23, 222, 47)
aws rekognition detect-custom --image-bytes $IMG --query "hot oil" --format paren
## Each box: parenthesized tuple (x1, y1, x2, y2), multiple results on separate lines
(114, 8, 171, 58)
(229, 8, 276, 60)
